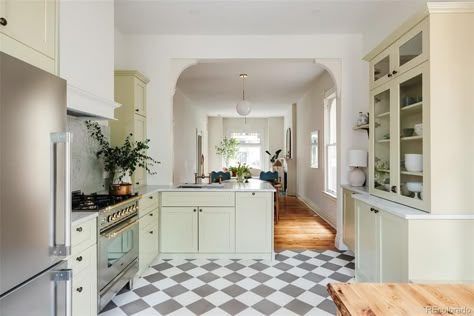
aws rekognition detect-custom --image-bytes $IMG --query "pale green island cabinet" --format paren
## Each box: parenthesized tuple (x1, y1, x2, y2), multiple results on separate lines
(159, 184, 275, 260)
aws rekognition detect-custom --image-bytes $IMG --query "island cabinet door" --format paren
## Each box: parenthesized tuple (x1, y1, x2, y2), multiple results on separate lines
(161, 207, 198, 253)
(198, 207, 235, 253)
(235, 192, 272, 253)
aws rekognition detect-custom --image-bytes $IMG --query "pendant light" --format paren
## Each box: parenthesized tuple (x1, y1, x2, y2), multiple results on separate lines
(236, 74, 251, 116)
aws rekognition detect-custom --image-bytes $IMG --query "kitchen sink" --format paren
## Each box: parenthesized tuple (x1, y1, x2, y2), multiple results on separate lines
(176, 183, 225, 189)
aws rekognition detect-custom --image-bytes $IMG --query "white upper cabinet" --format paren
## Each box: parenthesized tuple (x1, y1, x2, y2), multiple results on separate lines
(369, 19, 428, 90)
(366, 5, 474, 214)
(0, 0, 56, 73)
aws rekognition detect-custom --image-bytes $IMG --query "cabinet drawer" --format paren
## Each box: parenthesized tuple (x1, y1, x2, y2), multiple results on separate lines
(68, 246, 94, 276)
(139, 192, 159, 213)
(72, 267, 97, 316)
(162, 192, 235, 207)
(72, 219, 96, 254)
(140, 208, 158, 228)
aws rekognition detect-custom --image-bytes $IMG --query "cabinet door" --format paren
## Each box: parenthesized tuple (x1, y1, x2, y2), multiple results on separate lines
(369, 81, 396, 200)
(235, 192, 271, 253)
(369, 46, 394, 90)
(132, 114, 146, 187)
(134, 79, 146, 116)
(355, 201, 380, 282)
(161, 207, 198, 253)
(394, 62, 429, 211)
(198, 207, 235, 253)
(394, 18, 429, 77)
(342, 189, 355, 252)
(0, 0, 56, 58)
(380, 211, 408, 282)
(139, 222, 159, 275)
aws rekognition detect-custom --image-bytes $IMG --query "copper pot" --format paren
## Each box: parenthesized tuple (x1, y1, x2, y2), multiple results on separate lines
(109, 183, 132, 195)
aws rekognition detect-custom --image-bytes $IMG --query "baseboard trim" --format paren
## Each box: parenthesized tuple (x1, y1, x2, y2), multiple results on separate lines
(296, 195, 337, 229)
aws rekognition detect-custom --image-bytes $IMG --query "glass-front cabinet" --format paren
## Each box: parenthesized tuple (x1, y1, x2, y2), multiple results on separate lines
(369, 19, 428, 90)
(369, 62, 428, 211)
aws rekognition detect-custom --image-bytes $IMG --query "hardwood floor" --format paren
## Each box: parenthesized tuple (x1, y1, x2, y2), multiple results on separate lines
(274, 195, 337, 250)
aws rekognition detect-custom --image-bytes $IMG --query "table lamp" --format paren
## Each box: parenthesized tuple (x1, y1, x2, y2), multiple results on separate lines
(349, 149, 367, 187)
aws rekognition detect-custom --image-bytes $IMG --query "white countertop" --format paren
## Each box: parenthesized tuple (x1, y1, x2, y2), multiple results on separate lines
(352, 193, 474, 220)
(71, 211, 97, 226)
(341, 184, 368, 195)
(135, 180, 275, 193)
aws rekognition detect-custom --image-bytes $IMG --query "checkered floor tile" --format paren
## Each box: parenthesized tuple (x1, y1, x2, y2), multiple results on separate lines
(100, 250, 354, 316)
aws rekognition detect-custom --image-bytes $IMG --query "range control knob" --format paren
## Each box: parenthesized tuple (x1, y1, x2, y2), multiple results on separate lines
(107, 215, 113, 222)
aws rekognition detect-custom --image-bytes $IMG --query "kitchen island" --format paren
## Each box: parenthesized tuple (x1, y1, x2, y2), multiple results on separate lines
(142, 180, 276, 260)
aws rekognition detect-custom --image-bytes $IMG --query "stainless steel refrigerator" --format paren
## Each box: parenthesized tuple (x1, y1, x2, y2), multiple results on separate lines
(0, 52, 72, 315)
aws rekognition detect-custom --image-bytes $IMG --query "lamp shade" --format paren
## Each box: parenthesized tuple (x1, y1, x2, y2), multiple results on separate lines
(236, 100, 251, 116)
(349, 149, 367, 167)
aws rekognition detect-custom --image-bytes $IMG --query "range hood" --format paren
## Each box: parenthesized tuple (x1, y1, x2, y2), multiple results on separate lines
(66, 84, 120, 120)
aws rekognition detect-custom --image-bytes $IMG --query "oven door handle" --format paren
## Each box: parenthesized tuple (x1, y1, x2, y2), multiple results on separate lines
(103, 221, 138, 239)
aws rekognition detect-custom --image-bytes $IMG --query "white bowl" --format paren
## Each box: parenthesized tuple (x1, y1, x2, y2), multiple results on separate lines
(414, 123, 423, 136)
(405, 154, 423, 172)
(406, 182, 423, 193)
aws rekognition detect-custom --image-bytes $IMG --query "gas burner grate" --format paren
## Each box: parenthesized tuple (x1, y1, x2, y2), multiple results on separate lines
(72, 191, 138, 211)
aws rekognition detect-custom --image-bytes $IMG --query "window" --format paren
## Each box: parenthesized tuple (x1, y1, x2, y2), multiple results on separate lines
(324, 92, 337, 197)
(229, 132, 262, 169)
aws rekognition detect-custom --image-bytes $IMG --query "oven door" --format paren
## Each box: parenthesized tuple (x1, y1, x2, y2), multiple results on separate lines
(98, 216, 139, 291)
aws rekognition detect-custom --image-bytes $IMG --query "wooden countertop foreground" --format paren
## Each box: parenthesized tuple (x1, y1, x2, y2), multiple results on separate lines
(327, 283, 474, 316)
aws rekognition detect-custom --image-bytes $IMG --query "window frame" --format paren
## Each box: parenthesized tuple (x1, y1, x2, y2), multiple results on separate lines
(227, 129, 264, 170)
(324, 91, 337, 198)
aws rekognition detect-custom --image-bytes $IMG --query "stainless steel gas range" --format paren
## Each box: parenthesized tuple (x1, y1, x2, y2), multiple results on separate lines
(72, 191, 142, 311)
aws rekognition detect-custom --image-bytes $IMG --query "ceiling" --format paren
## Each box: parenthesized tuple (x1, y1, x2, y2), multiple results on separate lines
(115, 0, 431, 35)
(176, 60, 325, 117)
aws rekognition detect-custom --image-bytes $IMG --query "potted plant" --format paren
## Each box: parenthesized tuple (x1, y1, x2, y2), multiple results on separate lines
(215, 137, 239, 168)
(85, 121, 159, 195)
(265, 149, 282, 164)
(233, 163, 251, 183)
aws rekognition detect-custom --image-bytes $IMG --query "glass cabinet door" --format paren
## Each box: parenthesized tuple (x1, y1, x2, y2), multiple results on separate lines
(370, 47, 393, 89)
(395, 19, 428, 76)
(396, 64, 427, 209)
(371, 87, 392, 194)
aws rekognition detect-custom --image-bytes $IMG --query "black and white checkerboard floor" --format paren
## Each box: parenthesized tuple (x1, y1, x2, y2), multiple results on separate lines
(100, 250, 355, 316)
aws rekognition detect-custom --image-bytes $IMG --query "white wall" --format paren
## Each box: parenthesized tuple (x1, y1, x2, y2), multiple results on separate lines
(114, 33, 369, 249)
(207, 117, 284, 172)
(59, 0, 114, 102)
(173, 89, 208, 183)
(296, 71, 337, 226)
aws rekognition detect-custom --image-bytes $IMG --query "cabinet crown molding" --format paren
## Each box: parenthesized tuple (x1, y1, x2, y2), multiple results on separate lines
(114, 70, 150, 84)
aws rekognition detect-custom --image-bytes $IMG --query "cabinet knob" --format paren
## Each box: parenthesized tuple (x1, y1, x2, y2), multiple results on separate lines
(135, 109, 139, 112)
(136, 182, 140, 185)
(199, 209, 202, 212)
(0, 18, 7, 26)
(370, 207, 379, 214)
(392, 70, 398, 75)
(149, 196, 153, 199)
(149, 230, 154, 235)
(76, 227, 83, 232)
(391, 185, 397, 193)
(252, 192, 255, 195)
(76, 287, 83, 293)
(193, 209, 196, 212)
(387, 73, 393, 77)
(76, 256, 83, 262)
(149, 213, 153, 216)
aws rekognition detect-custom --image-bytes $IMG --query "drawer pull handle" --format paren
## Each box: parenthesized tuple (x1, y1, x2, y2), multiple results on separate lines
(76, 287, 83, 293)
(370, 207, 379, 214)
(0, 18, 7, 26)
(76, 256, 83, 262)
(76, 227, 83, 233)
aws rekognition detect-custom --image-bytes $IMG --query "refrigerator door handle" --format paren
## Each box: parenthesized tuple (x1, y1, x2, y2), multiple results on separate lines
(52, 269, 73, 316)
(50, 132, 72, 256)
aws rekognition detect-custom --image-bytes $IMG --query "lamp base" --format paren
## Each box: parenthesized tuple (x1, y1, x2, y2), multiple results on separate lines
(349, 168, 366, 187)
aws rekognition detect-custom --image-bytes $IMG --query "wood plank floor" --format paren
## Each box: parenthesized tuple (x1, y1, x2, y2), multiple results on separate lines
(274, 195, 337, 250)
